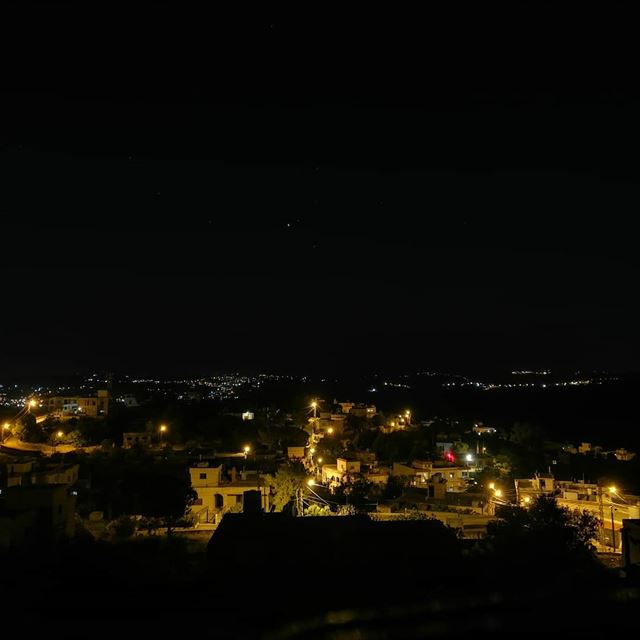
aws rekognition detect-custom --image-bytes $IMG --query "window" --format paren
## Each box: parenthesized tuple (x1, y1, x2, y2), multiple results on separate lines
(199, 473, 207, 480)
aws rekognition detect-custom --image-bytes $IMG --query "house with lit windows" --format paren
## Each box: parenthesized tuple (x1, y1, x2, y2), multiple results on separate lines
(188, 461, 270, 526)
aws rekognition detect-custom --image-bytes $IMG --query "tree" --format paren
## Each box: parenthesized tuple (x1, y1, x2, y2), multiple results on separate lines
(490, 495, 600, 549)
(263, 461, 308, 514)
(13, 414, 47, 443)
(452, 441, 470, 457)
(305, 504, 332, 516)
(108, 515, 137, 539)
(510, 421, 543, 450)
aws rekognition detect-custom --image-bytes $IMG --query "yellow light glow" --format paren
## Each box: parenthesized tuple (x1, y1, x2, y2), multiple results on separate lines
(317, 457, 323, 464)
(29, 399, 37, 408)
(307, 478, 315, 486)
(488, 482, 495, 490)
(390, 421, 395, 427)
(609, 485, 617, 494)
(57, 430, 64, 438)
(310, 447, 316, 454)
(405, 410, 411, 417)
(524, 496, 531, 504)
(243, 445, 250, 454)
(327, 427, 334, 434)
(2, 422, 10, 429)
(311, 401, 317, 408)
(159, 425, 167, 432)
(494, 489, 503, 498)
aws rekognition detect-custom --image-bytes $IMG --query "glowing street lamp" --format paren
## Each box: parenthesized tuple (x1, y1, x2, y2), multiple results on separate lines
(311, 400, 318, 419)
(609, 485, 617, 495)
(317, 457, 323, 464)
(327, 427, 334, 435)
(307, 478, 315, 486)
(52, 430, 64, 454)
(2, 421, 10, 443)
(465, 453, 474, 463)
(243, 445, 251, 458)
(309, 447, 316, 455)
(523, 496, 531, 504)
(159, 424, 167, 445)
(494, 489, 503, 498)
(488, 482, 495, 491)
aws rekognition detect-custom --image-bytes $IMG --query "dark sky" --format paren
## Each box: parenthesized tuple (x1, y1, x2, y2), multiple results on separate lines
(2, 3, 640, 377)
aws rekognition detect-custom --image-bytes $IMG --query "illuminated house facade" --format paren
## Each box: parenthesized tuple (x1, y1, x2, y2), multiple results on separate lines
(42, 389, 110, 417)
(188, 462, 270, 525)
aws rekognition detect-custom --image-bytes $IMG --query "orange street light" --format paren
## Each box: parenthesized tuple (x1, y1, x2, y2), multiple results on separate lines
(327, 427, 334, 435)
(159, 424, 167, 445)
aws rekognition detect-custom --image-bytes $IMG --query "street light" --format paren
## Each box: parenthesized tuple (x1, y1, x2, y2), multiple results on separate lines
(307, 478, 315, 487)
(488, 482, 495, 490)
(2, 422, 10, 443)
(159, 424, 167, 445)
(311, 401, 318, 419)
(494, 489, 503, 498)
(53, 430, 64, 454)
(243, 445, 250, 458)
(327, 427, 334, 435)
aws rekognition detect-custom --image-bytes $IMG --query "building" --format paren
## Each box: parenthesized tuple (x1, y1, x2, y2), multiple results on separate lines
(515, 474, 640, 550)
(2, 457, 78, 488)
(322, 457, 361, 486)
(472, 424, 496, 435)
(336, 402, 377, 418)
(117, 394, 139, 408)
(188, 461, 270, 526)
(30, 463, 79, 486)
(287, 446, 306, 460)
(622, 519, 640, 575)
(391, 460, 472, 492)
(1, 456, 35, 489)
(3, 484, 77, 544)
(321, 456, 389, 488)
(42, 389, 110, 417)
(123, 432, 152, 448)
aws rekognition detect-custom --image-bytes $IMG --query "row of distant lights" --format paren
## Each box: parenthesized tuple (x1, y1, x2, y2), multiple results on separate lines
(443, 378, 614, 390)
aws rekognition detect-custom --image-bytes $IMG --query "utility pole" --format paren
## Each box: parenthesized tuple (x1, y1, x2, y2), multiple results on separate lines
(611, 506, 617, 551)
(597, 484, 606, 548)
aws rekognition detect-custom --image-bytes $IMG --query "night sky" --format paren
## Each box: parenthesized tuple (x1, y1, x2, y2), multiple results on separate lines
(2, 4, 639, 377)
